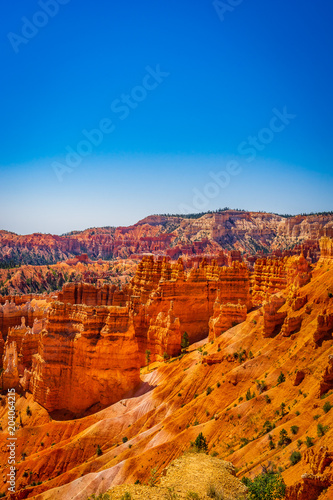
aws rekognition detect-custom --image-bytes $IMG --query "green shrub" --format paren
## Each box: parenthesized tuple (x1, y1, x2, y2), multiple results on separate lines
(191, 432, 208, 452)
(206, 386, 213, 396)
(96, 445, 102, 456)
(278, 429, 291, 447)
(246, 388, 255, 401)
(268, 435, 275, 450)
(122, 436, 128, 443)
(145, 349, 151, 365)
(242, 470, 286, 500)
(291, 425, 299, 435)
(263, 421, 275, 434)
(323, 401, 332, 413)
(290, 451, 302, 465)
(317, 423, 329, 437)
(306, 436, 314, 448)
(181, 332, 190, 351)
(277, 372, 285, 385)
(280, 402, 286, 416)
(240, 437, 249, 448)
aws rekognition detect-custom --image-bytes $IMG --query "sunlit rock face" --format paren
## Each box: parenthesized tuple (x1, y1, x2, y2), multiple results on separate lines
(28, 301, 142, 413)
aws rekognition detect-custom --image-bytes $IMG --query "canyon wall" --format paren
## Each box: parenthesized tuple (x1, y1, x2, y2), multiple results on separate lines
(1, 211, 333, 266)
(1, 240, 329, 415)
(28, 302, 141, 414)
(0, 299, 46, 341)
(251, 253, 311, 304)
(130, 256, 251, 344)
(1, 256, 252, 412)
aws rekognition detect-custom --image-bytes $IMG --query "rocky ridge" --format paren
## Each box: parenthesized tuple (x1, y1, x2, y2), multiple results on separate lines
(1, 211, 333, 266)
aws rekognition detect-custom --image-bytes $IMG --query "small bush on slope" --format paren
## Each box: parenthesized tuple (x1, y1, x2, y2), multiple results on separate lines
(290, 450, 302, 465)
(190, 432, 208, 452)
(242, 470, 286, 500)
(86, 494, 111, 500)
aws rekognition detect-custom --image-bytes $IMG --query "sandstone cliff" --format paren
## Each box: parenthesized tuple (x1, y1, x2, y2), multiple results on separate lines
(1, 210, 333, 267)
(28, 301, 141, 414)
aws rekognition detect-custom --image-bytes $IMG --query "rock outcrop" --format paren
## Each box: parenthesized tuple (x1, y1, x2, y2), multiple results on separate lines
(130, 256, 251, 344)
(0, 300, 45, 341)
(28, 302, 141, 413)
(280, 314, 303, 337)
(251, 258, 288, 304)
(4, 317, 41, 376)
(146, 301, 181, 360)
(2, 341, 19, 390)
(319, 236, 333, 260)
(286, 447, 333, 500)
(209, 292, 247, 340)
(313, 313, 333, 346)
(251, 253, 311, 305)
(319, 354, 333, 396)
(263, 293, 287, 337)
(57, 282, 127, 306)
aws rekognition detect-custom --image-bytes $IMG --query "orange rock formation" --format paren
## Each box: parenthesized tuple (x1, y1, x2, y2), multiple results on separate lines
(27, 301, 141, 414)
(2, 211, 333, 268)
(1, 238, 333, 499)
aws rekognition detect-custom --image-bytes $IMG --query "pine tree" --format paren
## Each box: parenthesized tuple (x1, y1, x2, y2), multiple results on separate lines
(181, 332, 189, 351)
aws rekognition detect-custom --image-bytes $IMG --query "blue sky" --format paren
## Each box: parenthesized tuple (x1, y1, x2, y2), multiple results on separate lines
(0, 0, 332, 234)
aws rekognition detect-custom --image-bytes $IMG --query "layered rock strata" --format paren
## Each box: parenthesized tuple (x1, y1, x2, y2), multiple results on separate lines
(2, 211, 333, 265)
(28, 302, 141, 413)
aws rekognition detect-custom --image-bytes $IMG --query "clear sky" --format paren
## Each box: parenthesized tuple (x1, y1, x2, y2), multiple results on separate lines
(1, 0, 332, 235)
